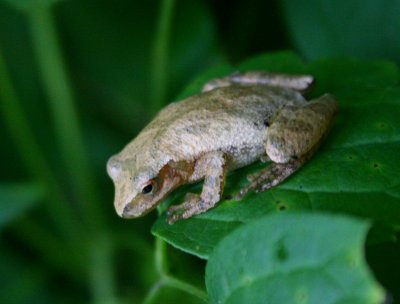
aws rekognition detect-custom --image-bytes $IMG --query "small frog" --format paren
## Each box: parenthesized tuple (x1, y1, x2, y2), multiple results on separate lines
(107, 72, 338, 224)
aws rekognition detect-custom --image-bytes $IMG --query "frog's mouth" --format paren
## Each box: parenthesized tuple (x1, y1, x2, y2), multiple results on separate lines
(121, 197, 158, 218)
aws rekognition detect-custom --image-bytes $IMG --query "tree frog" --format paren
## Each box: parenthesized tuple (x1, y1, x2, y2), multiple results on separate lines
(107, 72, 338, 224)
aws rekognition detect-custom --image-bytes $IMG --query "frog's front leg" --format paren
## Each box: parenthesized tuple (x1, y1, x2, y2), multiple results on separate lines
(237, 94, 339, 199)
(167, 151, 228, 224)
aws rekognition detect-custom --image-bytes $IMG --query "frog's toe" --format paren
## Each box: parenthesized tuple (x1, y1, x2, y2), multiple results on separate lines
(166, 203, 184, 214)
(184, 192, 198, 201)
(166, 193, 205, 224)
(232, 187, 251, 201)
(166, 212, 183, 224)
(247, 171, 262, 183)
(166, 205, 187, 224)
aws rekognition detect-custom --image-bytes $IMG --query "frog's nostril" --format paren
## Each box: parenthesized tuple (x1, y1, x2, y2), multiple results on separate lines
(122, 203, 138, 219)
(122, 204, 131, 218)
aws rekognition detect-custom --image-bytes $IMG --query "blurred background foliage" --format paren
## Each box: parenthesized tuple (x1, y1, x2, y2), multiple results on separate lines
(0, 0, 399, 303)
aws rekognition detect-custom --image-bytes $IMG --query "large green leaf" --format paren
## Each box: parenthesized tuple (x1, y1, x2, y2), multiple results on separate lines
(205, 213, 385, 304)
(152, 52, 400, 258)
(280, 0, 400, 64)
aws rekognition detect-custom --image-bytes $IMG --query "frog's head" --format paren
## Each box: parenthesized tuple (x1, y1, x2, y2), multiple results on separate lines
(107, 155, 184, 218)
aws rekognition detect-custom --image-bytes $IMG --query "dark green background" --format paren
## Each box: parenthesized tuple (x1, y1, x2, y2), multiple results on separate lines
(0, 0, 399, 303)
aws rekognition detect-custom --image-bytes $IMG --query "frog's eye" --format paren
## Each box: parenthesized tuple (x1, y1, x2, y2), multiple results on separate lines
(141, 180, 156, 195)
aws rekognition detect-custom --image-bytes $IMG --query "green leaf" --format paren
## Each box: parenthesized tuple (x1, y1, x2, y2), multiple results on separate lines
(0, 183, 42, 229)
(152, 52, 400, 258)
(206, 213, 385, 304)
(280, 0, 400, 64)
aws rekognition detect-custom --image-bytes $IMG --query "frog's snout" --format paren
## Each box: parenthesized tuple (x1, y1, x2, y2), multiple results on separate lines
(107, 156, 122, 180)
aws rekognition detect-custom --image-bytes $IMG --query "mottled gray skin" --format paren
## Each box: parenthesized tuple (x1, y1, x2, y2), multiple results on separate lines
(107, 72, 338, 223)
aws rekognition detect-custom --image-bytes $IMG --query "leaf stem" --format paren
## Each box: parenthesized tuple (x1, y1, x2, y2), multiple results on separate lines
(150, 0, 176, 113)
(142, 280, 163, 304)
(144, 237, 208, 303)
(164, 275, 208, 302)
(155, 236, 169, 276)
(27, 1, 104, 231)
(143, 276, 208, 304)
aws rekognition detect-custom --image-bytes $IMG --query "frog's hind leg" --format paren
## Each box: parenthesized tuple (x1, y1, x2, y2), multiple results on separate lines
(236, 94, 338, 199)
(202, 71, 314, 93)
(236, 159, 303, 199)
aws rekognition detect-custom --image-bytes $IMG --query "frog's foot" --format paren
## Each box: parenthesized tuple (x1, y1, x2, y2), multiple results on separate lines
(235, 159, 303, 200)
(202, 71, 314, 93)
(166, 193, 211, 224)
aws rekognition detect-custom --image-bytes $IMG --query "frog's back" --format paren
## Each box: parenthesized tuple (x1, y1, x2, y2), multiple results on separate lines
(145, 85, 306, 161)
(149, 85, 304, 128)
